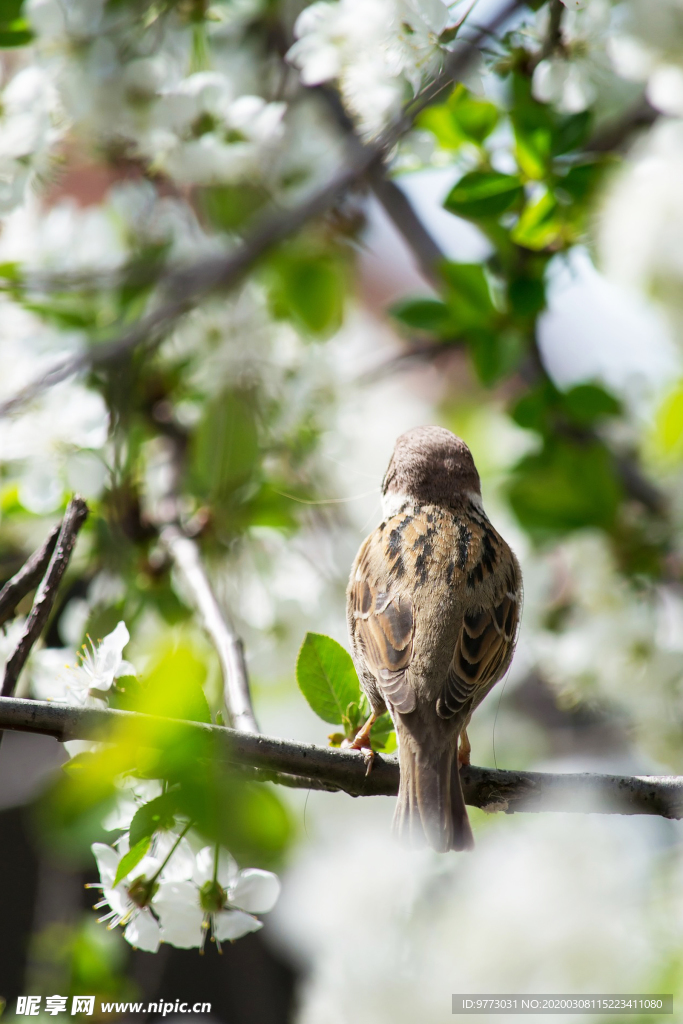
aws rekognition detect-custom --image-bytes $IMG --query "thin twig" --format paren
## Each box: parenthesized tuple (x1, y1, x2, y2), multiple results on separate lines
(0, 524, 61, 628)
(1, 497, 89, 697)
(1, 696, 683, 817)
(160, 525, 259, 734)
(0, 0, 524, 424)
(529, 0, 564, 72)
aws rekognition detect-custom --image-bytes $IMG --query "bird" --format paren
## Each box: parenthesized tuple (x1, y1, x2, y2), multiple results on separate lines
(346, 426, 522, 852)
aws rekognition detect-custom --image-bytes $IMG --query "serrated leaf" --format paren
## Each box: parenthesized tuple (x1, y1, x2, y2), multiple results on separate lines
(129, 792, 180, 847)
(296, 633, 361, 726)
(113, 837, 151, 887)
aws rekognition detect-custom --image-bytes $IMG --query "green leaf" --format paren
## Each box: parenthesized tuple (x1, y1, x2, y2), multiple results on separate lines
(129, 793, 180, 847)
(0, 3, 33, 47)
(508, 274, 546, 317)
(189, 389, 259, 509)
(509, 72, 554, 179)
(510, 381, 559, 432)
(296, 632, 361, 726)
(467, 328, 525, 387)
(440, 262, 496, 330)
(562, 383, 621, 425)
(112, 837, 151, 887)
(268, 251, 345, 337)
(508, 438, 622, 537)
(177, 773, 292, 868)
(129, 641, 211, 727)
(444, 171, 523, 221)
(418, 85, 498, 149)
(555, 161, 606, 204)
(653, 382, 683, 460)
(199, 184, 266, 230)
(511, 189, 561, 250)
(391, 298, 457, 335)
(551, 111, 593, 156)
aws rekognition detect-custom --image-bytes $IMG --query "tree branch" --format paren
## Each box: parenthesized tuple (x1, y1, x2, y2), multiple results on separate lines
(1, 696, 683, 818)
(0, 524, 61, 628)
(159, 525, 259, 734)
(1, 497, 89, 697)
(0, 0, 523, 424)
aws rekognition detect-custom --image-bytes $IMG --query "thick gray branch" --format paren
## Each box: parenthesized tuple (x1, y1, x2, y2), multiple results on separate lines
(1, 498, 89, 697)
(1, 696, 682, 818)
(160, 525, 259, 734)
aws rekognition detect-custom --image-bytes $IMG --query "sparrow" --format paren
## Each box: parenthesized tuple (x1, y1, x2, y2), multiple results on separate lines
(346, 426, 522, 852)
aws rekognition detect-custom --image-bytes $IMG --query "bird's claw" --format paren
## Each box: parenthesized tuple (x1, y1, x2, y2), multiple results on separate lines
(342, 722, 376, 775)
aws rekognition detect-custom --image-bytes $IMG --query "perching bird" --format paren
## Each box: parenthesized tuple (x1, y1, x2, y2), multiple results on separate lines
(346, 426, 522, 852)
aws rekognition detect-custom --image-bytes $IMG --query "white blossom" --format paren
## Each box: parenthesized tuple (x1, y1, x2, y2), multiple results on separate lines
(0, 65, 63, 213)
(608, 0, 683, 117)
(598, 117, 683, 346)
(89, 831, 195, 953)
(155, 845, 280, 950)
(531, 0, 614, 113)
(288, 0, 458, 136)
(33, 621, 134, 708)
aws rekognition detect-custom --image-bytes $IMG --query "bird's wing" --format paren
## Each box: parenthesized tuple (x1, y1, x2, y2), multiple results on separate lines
(437, 537, 521, 720)
(348, 517, 421, 714)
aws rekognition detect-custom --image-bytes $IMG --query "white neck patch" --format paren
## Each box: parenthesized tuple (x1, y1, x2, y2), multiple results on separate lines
(381, 489, 484, 519)
(381, 491, 412, 519)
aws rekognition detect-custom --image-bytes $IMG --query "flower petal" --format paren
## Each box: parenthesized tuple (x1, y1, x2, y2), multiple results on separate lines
(229, 869, 281, 914)
(124, 909, 161, 952)
(214, 909, 262, 942)
(155, 881, 204, 949)
(154, 834, 195, 882)
(194, 846, 238, 888)
(91, 842, 120, 889)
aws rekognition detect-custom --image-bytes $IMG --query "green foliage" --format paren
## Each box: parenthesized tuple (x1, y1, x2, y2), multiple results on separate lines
(112, 836, 151, 886)
(29, 917, 137, 1007)
(512, 380, 622, 433)
(267, 245, 346, 337)
(297, 632, 360, 727)
(128, 793, 180, 846)
(133, 642, 212, 724)
(391, 297, 457, 335)
(0, 0, 32, 46)
(418, 84, 499, 148)
(200, 184, 267, 230)
(444, 171, 524, 221)
(189, 389, 260, 514)
(296, 632, 396, 749)
(508, 437, 623, 537)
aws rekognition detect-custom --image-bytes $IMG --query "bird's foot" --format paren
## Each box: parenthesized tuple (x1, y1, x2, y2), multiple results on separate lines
(342, 714, 377, 775)
(458, 727, 471, 767)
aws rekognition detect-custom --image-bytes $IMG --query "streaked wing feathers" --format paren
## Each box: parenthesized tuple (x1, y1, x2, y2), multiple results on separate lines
(437, 584, 520, 720)
(350, 556, 416, 714)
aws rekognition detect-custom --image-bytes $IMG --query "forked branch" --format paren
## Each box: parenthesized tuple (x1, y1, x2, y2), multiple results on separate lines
(1, 497, 89, 698)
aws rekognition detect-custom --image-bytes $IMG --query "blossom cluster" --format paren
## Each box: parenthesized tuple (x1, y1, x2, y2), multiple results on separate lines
(30, 622, 280, 952)
(92, 821, 280, 953)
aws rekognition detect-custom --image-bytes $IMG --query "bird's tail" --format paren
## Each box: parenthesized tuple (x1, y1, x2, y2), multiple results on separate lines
(392, 729, 474, 853)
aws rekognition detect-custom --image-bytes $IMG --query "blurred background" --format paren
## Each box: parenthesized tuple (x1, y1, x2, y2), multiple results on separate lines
(1, 0, 683, 1021)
